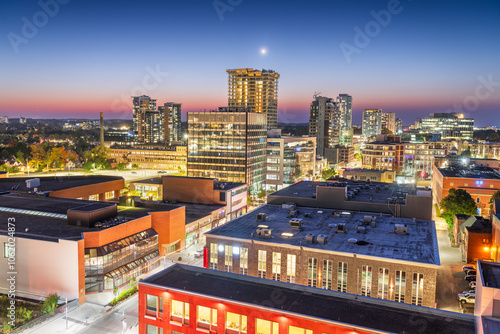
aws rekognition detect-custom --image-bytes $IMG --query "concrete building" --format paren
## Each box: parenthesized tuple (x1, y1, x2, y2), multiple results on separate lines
(108, 145, 187, 170)
(205, 204, 439, 308)
(0, 116, 9, 124)
(308, 96, 339, 157)
(0, 194, 186, 303)
(362, 109, 382, 140)
(267, 180, 433, 220)
(133, 95, 157, 143)
(138, 264, 474, 334)
(362, 135, 405, 173)
(341, 168, 396, 183)
(421, 113, 474, 140)
(227, 68, 280, 129)
(266, 129, 316, 191)
(395, 118, 403, 134)
(19, 116, 27, 124)
(381, 112, 396, 134)
(325, 145, 354, 164)
(458, 140, 500, 160)
(158, 102, 182, 143)
(336, 93, 353, 146)
(432, 166, 500, 218)
(0, 175, 124, 201)
(475, 261, 500, 334)
(403, 142, 447, 178)
(187, 108, 267, 194)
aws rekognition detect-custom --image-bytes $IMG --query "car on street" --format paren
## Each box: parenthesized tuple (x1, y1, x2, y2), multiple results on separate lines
(194, 250, 203, 258)
(465, 275, 476, 282)
(469, 281, 477, 288)
(157, 170, 167, 174)
(462, 290, 476, 295)
(131, 171, 137, 174)
(458, 292, 475, 304)
(462, 265, 476, 272)
(465, 270, 477, 276)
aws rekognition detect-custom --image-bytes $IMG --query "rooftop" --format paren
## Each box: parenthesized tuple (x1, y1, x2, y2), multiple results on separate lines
(342, 168, 393, 174)
(141, 264, 473, 334)
(437, 166, 500, 180)
(479, 261, 500, 289)
(0, 175, 124, 193)
(130, 177, 162, 185)
(206, 204, 439, 265)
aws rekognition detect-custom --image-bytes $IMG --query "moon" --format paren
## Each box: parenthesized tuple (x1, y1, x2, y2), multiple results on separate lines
(260, 48, 267, 55)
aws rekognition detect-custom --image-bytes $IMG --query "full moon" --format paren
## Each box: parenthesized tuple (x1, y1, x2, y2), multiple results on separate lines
(260, 48, 267, 55)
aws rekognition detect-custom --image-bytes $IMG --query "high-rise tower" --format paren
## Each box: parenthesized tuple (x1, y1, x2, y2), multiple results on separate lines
(336, 94, 353, 146)
(132, 95, 157, 142)
(227, 68, 280, 129)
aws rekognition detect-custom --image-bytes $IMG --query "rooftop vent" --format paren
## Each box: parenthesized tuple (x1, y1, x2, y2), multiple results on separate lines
(317, 234, 327, 245)
(282, 203, 296, 210)
(364, 216, 376, 223)
(317, 210, 323, 214)
(289, 218, 303, 230)
(394, 224, 408, 235)
(304, 212, 312, 218)
(256, 228, 272, 238)
(306, 233, 316, 244)
(348, 238, 358, 244)
(256, 213, 266, 222)
(288, 210, 298, 218)
(336, 223, 346, 234)
(25, 178, 40, 188)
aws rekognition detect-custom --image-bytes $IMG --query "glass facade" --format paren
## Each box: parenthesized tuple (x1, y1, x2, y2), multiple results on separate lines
(84, 228, 159, 293)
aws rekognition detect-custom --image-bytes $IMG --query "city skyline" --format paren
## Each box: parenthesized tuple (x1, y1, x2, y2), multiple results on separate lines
(1, 0, 500, 126)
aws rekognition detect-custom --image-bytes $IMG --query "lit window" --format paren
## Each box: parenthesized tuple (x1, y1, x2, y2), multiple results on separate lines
(378, 268, 389, 300)
(171, 300, 189, 324)
(337, 262, 348, 292)
(210, 243, 218, 270)
(272, 252, 281, 281)
(395, 270, 406, 303)
(225, 245, 233, 272)
(256, 318, 279, 334)
(287, 254, 296, 283)
(412, 273, 424, 306)
(197, 306, 217, 330)
(258, 250, 267, 278)
(361, 265, 372, 297)
(322, 260, 333, 290)
(226, 312, 247, 333)
(239, 248, 248, 275)
(146, 294, 162, 317)
(307, 257, 318, 287)
(289, 325, 313, 334)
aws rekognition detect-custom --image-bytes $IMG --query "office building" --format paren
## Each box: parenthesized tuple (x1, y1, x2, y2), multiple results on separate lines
(325, 145, 354, 164)
(227, 68, 280, 129)
(341, 168, 396, 183)
(158, 102, 182, 143)
(458, 140, 500, 160)
(395, 118, 403, 134)
(362, 109, 382, 139)
(187, 108, 267, 194)
(475, 261, 500, 334)
(381, 112, 396, 134)
(308, 96, 339, 157)
(336, 93, 353, 146)
(403, 142, 447, 177)
(0, 116, 8, 124)
(108, 145, 187, 171)
(421, 113, 474, 140)
(19, 116, 27, 124)
(362, 135, 405, 173)
(138, 264, 474, 334)
(432, 166, 500, 218)
(205, 204, 439, 308)
(133, 95, 157, 142)
(266, 129, 316, 191)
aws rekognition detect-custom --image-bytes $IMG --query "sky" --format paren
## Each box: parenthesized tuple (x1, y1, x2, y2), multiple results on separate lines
(1, 0, 500, 126)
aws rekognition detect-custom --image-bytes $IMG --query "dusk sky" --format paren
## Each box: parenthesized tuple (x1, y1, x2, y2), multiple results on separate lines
(1, 0, 500, 126)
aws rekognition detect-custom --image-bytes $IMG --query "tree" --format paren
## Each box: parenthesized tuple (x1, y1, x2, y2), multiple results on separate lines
(461, 147, 472, 158)
(489, 190, 500, 211)
(487, 132, 500, 142)
(30, 143, 47, 170)
(321, 168, 337, 180)
(381, 128, 394, 135)
(354, 153, 362, 161)
(440, 188, 478, 229)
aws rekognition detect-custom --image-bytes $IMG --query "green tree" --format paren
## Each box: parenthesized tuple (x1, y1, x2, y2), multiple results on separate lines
(489, 190, 500, 211)
(321, 168, 337, 180)
(461, 147, 472, 158)
(440, 188, 478, 229)
(41, 293, 60, 315)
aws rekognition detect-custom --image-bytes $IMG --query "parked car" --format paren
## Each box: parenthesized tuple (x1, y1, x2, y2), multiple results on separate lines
(157, 170, 167, 174)
(465, 275, 476, 282)
(462, 290, 476, 295)
(131, 171, 137, 174)
(465, 270, 477, 276)
(469, 281, 477, 288)
(462, 265, 476, 272)
(458, 292, 475, 304)
(194, 250, 203, 258)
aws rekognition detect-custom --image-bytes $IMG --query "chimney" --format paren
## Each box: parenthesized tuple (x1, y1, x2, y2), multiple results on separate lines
(100, 112, 104, 146)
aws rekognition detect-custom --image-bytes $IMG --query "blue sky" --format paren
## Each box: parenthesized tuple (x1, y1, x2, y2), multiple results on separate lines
(1, 0, 499, 126)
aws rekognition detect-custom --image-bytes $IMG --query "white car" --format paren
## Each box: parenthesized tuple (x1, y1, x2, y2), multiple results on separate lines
(469, 281, 477, 289)
(458, 292, 475, 304)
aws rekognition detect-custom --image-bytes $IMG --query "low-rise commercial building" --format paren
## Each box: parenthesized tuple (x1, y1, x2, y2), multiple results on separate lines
(362, 135, 405, 173)
(340, 168, 395, 183)
(138, 264, 474, 334)
(403, 142, 447, 177)
(205, 204, 440, 308)
(475, 261, 500, 334)
(108, 145, 187, 170)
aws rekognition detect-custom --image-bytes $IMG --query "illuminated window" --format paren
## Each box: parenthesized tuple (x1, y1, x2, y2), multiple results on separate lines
(258, 250, 267, 278)
(256, 318, 279, 334)
(272, 252, 281, 281)
(395, 270, 406, 303)
(378, 268, 389, 299)
(361, 265, 372, 297)
(226, 312, 247, 333)
(287, 254, 296, 283)
(171, 300, 189, 324)
(307, 257, 318, 287)
(240, 247, 248, 275)
(210, 243, 218, 270)
(146, 295, 163, 317)
(337, 262, 348, 292)
(225, 245, 233, 272)
(322, 260, 333, 290)
(412, 273, 424, 306)
(197, 306, 217, 330)
(289, 325, 312, 334)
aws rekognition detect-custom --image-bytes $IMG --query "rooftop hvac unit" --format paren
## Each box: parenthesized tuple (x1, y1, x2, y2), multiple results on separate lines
(256, 213, 267, 222)
(288, 210, 298, 217)
(348, 238, 358, 244)
(289, 218, 303, 230)
(336, 223, 346, 234)
(357, 226, 366, 234)
(364, 216, 376, 223)
(317, 210, 324, 214)
(304, 212, 312, 218)
(333, 211, 341, 217)
(370, 221, 376, 228)
(256, 228, 272, 237)
(317, 234, 327, 245)
(306, 233, 316, 244)
(328, 223, 337, 228)
(25, 178, 40, 188)
(394, 224, 408, 235)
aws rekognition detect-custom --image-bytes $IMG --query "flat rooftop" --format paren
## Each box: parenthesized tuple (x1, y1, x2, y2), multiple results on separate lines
(437, 166, 500, 180)
(271, 181, 418, 204)
(130, 177, 162, 185)
(0, 175, 124, 193)
(479, 261, 500, 289)
(343, 168, 392, 173)
(141, 265, 473, 334)
(206, 204, 439, 265)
